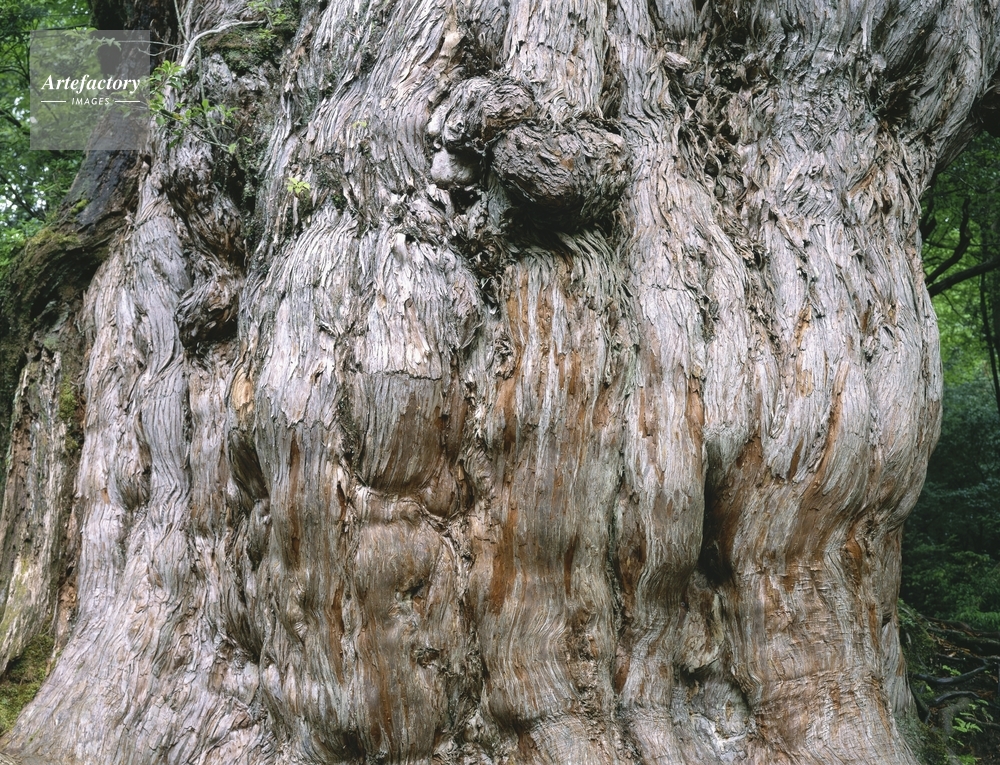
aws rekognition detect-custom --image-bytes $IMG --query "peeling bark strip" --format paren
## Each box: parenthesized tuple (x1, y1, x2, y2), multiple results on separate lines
(2, 0, 1000, 763)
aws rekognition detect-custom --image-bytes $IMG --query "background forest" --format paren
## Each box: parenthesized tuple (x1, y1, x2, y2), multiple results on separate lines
(0, 0, 998, 762)
(900, 133, 1000, 765)
(0, 0, 87, 270)
(903, 133, 1000, 634)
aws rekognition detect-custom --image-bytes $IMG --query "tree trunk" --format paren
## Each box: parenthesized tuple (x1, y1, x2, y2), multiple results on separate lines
(2, 1, 999, 763)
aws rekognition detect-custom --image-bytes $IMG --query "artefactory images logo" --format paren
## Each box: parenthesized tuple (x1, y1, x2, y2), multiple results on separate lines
(30, 30, 151, 151)
(39, 73, 144, 103)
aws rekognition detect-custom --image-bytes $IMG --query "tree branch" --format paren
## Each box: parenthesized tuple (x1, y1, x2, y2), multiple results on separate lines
(927, 256, 1000, 296)
(925, 198, 973, 286)
(930, 689, 982, 707)
(0, 168, 44, 222)
(981, 274, 1000, 420)
(920, 194, 936, 242)
(914, 665, 988, 687)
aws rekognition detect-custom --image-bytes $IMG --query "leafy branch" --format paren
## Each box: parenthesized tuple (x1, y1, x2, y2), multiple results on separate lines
(145, 0, 295, 153)
(248, 0, 291, 28)
(285, 176, 310, 198)
(147, 59, 240, 152)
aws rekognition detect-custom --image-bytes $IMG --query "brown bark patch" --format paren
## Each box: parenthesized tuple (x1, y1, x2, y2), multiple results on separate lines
(488, 502, 519, 616)
(288, 436, 302, 569)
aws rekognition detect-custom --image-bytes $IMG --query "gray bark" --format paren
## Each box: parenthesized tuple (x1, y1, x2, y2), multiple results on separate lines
(2, 0, 1000, 763)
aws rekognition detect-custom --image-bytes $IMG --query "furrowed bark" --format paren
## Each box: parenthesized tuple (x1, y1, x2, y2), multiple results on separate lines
(2, 0, 1000, 763)
(0, 148, 137, 678)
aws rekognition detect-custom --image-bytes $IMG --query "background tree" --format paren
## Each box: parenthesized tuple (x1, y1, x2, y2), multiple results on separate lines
(921, 133, 1000, 411)
(0, 0, 88, 267)
(902, 134, 1000, 633)
(895, 134, 1000, 765)
(2, 1, 1000, 764)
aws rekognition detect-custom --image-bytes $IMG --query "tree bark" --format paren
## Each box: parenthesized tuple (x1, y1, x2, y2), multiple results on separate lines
(2, 1, 1000, 763)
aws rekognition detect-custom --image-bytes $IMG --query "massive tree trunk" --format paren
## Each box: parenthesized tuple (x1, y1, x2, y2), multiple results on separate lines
(2, 0, 999, 763)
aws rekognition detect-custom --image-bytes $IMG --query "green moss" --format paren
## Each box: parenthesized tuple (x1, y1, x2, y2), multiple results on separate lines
(1, 151, 133, 501)
(0, 559, 35, 643)
(897, 708, 952, 765)
(70, 197, 89, 216)
(917, 722, 952, 765)
(57, 379, 77, 423)
(0, 222, 82, 403)
(57, 376, 82, 455)
(22, 227, 81, 255)
(0, 632, 53, 735)
(899, 600, 937, 672)
(207, 28, 283, 75)
(3, 227, 83, 311)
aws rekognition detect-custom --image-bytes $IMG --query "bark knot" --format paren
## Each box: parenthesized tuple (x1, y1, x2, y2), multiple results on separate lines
(428, 76, 630, 230)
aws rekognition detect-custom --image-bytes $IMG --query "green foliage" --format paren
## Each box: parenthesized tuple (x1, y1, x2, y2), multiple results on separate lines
(951, 700, 994, 764)
(898, 600, 938, 668)
(953, 716, 982, 736)
(905, 378, 1000, 621)
(903, 376, 1000, 631)
(285, 175, 310, 197)
(904, 543, 1000, 632)
(897, 604, 997, 765)
(147, 1, 295, 151)
(247, 0, 292, 30)
(206, 27, 282, 75)
(905, 134, 1000, 635)
(146, 60, 240, 152)
(922, 133, 1000, 394)
(147, 58, 184, 99)
(0, 217, 42, 280)
(0, 632, 53, 734)
(0, 0, 89, 263)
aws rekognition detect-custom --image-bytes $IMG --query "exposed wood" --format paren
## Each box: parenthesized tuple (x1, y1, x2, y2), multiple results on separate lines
(0, 344, 76, 675)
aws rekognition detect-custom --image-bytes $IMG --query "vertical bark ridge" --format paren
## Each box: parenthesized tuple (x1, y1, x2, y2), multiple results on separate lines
(607, 3, 715, 760)
(232, 1, 481, 760)
(6, 154, 265, 763)
(452, 1, 638, 761)
(0, 348, 76, 674)
(466, 238, 633, 763)
(693, 1, 990, 760)
(4, 3, 272, 762)
(503, 0, 608, 121)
